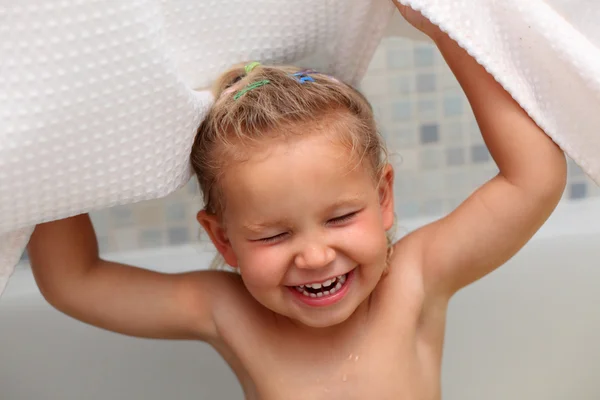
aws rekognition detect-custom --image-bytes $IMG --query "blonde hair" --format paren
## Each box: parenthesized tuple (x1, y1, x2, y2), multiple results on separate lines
(191, 63, 394, 268)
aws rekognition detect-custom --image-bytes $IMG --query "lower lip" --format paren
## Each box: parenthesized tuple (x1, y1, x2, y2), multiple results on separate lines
(289, 270, 354, 307)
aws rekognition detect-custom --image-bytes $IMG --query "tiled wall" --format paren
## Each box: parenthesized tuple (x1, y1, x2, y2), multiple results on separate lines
(81, 37, 598, 255)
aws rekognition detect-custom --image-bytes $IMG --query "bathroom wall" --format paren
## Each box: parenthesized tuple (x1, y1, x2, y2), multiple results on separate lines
(71, 37, 600, 255)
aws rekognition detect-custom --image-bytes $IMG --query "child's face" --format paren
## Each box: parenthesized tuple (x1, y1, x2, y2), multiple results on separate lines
(200, 131, 395, 328)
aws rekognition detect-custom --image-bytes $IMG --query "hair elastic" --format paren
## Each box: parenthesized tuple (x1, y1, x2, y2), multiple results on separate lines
(234, 79, 271, 100)
(292, 71, 315, 83)
(290, 68, 342, 84)
(244, 62, 261, 75)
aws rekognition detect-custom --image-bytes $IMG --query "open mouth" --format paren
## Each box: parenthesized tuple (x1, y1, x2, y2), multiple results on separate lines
(293, 273, 349, 298)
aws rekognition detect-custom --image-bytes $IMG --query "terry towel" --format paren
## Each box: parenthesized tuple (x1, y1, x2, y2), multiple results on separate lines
(0, 0, 396, 296)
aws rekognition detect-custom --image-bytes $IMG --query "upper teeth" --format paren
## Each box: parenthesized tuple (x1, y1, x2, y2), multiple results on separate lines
(295, 273, 348, 297)
(299, 274, 345, 289)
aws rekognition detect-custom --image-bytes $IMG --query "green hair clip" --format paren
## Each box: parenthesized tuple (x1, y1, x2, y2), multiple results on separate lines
(233, 79, 271, 100)
(244, 61, 261, 74)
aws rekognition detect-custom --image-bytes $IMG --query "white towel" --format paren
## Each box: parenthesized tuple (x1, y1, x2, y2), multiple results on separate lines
(397, 0, 600, 183)
(0, 0, 396, 296)
(3, 0, 600, 297)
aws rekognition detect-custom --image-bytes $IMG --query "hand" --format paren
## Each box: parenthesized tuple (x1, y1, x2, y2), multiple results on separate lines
(395, 2, 442, 41)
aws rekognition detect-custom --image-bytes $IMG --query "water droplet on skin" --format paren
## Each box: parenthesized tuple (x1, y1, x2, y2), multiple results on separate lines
(342, 374, 347, 382)
(355, 355, 359, 361)
(347, 353, 353, 360)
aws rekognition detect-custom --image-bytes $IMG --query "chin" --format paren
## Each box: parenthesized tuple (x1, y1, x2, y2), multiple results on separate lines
(292, 301, 361, 329)
(296, 316, 349, 329)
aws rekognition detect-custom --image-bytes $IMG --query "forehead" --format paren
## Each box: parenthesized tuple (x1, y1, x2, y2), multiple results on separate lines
(219, 133, 377, 223)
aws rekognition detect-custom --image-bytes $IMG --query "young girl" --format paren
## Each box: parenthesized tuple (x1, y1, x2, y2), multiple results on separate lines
(27, 6, 566, 399)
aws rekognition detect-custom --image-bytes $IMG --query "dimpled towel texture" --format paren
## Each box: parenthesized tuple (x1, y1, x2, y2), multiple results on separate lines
(0, 0, 397, 295)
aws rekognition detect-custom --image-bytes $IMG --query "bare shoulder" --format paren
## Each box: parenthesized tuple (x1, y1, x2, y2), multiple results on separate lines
(385, 226, 458, 310)
(183, 269, 252, 316)
(377, 233, 430, 314)
(387, 229, 428, 281)
(184, 269, 266, 338)
(386, 224, 452, 300)
(383, 232, 452, 344)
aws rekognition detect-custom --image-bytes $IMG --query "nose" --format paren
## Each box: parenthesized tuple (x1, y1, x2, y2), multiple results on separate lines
(294, 242, 336, 270)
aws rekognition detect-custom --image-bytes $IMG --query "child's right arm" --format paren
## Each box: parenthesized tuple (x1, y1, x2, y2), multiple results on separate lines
(27, 213, 228, 341)
(394, 3, 566, 296)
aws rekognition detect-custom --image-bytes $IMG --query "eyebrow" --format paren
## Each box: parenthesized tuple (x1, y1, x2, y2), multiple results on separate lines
(242, 195, 364, 232)
(242, 219, 292, 232)
(324, 196, 364, 213)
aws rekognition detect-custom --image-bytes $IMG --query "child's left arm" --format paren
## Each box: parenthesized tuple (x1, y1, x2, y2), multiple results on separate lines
(413, 26, 567, 297)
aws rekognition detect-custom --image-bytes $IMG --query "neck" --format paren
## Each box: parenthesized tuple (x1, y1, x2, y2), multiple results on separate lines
(280, 294, 373, 341)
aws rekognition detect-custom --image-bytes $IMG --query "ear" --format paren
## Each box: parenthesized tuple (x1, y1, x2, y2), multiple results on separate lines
(378, 164, 395, 231)
(196, 210, 239, 268)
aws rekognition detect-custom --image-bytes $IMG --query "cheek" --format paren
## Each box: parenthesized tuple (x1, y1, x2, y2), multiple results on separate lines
(235, 243, 289, 289)
(343, 213, 389, 260)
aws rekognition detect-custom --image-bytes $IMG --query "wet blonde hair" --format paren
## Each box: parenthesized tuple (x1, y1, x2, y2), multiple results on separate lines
(191, 63, 394, 268)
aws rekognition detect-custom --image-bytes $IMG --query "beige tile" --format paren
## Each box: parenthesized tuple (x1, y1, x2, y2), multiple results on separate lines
(133, 200, 165, 228)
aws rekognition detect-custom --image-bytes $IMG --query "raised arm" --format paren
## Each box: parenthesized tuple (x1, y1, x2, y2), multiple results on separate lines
(27, 213, 226, 340)
(395, 4, 567, 296)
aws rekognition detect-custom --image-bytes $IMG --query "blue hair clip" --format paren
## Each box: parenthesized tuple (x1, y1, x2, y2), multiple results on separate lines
(292, 71, 316, 84)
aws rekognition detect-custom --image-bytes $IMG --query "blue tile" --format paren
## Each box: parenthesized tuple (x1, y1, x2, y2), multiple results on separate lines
(569, 182, 587, 199)
(443, 95, 463, 116)
(386, 48, 413, 69)
(471, 144, 491, 163)
(446, 147, 465, 166)
(168, 227, 190, 245)
(416, 73, 436, 92)
(392, 101, 412, 121)
(414, 46, 435, 67)
(419, 124, 439, 144)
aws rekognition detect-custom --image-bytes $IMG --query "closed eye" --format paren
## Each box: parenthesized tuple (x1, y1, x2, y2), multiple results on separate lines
(255, 232, 288, 243)
(327, 211, 358, 225)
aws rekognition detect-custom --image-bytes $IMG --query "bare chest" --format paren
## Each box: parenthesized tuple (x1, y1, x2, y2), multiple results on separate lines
(217, 310, 443, 400)
(231, 330, 442, 400)
(254, 343, 437, 400)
